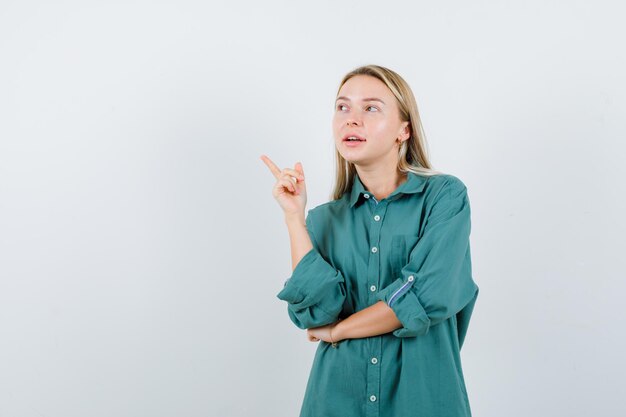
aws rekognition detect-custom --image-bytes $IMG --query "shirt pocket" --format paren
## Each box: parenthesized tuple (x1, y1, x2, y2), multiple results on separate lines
(390, 233, 420, 279)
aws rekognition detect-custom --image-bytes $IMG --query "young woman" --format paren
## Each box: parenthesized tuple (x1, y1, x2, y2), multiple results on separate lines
(260, 65, 479, 417)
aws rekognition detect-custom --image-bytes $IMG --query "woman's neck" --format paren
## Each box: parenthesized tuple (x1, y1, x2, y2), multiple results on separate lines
(355, 166, 407, 201)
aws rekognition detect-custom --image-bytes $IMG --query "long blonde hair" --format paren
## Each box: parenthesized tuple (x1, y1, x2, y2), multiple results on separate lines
(331, 65, 443, 200)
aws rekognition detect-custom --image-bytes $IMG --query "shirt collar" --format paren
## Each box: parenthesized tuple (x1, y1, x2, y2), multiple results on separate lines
(348, 171, 428, 208)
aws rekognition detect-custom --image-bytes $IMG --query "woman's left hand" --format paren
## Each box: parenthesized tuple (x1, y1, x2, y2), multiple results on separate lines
(307, 319, 343, 343)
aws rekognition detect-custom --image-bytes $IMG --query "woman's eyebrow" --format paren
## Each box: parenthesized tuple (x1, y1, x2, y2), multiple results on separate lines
(335, 96, 386, 105)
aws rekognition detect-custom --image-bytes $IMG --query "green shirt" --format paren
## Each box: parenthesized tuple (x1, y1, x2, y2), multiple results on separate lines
(276, 171, 479, 417)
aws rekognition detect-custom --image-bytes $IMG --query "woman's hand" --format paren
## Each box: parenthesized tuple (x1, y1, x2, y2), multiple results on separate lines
(307, 319, 344, 343)
(260, 155, 307, 217)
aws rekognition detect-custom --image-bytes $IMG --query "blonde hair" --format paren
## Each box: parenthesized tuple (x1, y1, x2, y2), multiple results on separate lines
(331, 64, 444, 200)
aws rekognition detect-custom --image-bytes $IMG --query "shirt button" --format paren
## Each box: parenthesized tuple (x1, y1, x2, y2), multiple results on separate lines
(371, 247, 378, 253)
(364, 194, 370, 199)
(370, 285, 376, 292)
(408, 275, 414, 282)
(374, 215, 380, 221)
(371, 357, 378, 364)
(370, 395, 377, 402)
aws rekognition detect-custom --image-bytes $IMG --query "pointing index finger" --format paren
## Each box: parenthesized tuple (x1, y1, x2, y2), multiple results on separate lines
(260, 154, 282, 179)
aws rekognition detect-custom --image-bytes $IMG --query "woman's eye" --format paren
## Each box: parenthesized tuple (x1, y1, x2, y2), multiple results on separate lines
(336, 104, 378, 112)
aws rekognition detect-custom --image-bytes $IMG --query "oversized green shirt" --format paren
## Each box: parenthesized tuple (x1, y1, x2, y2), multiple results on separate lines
(276, 171, 479, 417)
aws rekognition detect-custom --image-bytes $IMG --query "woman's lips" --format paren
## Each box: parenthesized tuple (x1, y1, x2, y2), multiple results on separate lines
(343, 139, 365, 147)
(342, 134, 366, 147)
(342, 134, 367, 141)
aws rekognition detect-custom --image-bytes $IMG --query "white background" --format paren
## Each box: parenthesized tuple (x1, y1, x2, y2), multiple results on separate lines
(1, 1, 625, 416)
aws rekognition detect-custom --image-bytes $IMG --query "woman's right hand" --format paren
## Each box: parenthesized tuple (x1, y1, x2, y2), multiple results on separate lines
(260, 154, 307, 217)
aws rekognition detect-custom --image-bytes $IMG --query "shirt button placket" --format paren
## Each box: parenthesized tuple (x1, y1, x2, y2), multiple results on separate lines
(365, 195, 385, 417)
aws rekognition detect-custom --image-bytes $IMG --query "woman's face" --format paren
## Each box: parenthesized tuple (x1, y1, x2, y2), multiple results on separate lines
(333, 74, 409, 168)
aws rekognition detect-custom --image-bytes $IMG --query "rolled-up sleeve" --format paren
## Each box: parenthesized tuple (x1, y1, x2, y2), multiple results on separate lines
(276, 211, 346, 329)
(375, 178, 479, 338)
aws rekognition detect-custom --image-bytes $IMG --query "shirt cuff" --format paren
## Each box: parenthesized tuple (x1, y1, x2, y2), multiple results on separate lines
(375, 275, 431, 337)
(276, 247, 345, 328)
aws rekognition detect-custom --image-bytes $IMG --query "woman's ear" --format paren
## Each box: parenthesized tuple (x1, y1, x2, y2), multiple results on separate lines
(398, 122, 411, 141)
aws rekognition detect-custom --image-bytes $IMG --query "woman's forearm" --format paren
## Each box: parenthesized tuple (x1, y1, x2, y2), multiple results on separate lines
(334, 301, 403, 340)
(285, 213, 314, 272)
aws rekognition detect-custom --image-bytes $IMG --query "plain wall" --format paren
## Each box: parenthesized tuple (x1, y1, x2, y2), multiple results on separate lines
(1, 1, 625, 416)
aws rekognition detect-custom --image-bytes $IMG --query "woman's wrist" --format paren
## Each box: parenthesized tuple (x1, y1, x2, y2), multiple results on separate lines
(333, 318, 349, 341)
(284, 211, 305, 227)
